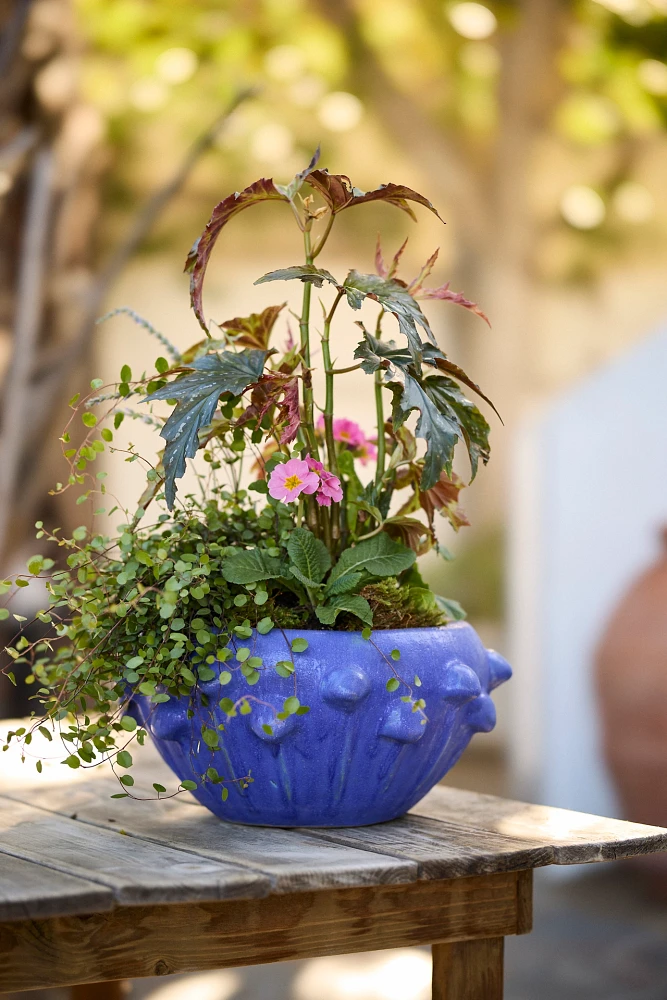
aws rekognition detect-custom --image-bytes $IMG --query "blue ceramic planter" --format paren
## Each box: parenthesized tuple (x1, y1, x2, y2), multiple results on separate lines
(128, 622, 511, 827)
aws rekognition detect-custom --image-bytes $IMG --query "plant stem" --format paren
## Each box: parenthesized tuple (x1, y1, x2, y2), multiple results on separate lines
(299, 229, 319, 459)
(311, 212, 335, 259)
(374, 311, 386, 485)
(321, 289, 344, 476)
(321, 289, 345, 548)
(374, 372, 386, 486)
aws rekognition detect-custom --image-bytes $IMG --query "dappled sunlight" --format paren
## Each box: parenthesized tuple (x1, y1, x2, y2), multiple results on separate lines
(143, 970, 241, 1000)
(293, 949, 432, 1000)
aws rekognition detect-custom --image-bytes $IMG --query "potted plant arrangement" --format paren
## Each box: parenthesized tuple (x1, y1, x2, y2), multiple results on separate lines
(2, 150, 511, 827)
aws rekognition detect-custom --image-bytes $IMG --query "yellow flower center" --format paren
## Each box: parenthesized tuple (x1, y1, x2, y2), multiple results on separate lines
(284, 474, 302, 490)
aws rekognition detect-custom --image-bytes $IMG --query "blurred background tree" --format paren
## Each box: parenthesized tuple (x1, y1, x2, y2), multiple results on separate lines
(1, 0, 667, 653)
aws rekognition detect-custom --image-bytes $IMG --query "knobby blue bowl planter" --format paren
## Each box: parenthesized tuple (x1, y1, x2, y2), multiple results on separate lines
(128, 622, 511, 828)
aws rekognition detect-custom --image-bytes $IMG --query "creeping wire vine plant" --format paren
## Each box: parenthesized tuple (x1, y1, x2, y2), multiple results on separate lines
(1, 149, 498, 801)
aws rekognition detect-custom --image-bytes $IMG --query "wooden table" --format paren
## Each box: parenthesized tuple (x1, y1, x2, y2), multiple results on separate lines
(1, 732, 666, 1000)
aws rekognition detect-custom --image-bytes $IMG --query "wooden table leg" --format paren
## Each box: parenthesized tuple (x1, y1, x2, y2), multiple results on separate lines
(432, 938, 504, 999)
(71, 982, 126, 1000)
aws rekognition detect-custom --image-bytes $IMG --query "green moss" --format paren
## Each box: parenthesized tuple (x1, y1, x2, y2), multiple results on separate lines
(345, 577, 446, 630)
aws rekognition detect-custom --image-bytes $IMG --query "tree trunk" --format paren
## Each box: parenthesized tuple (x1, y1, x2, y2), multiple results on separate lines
(0, 0, 105, 714)
(0, 0, 106, 565)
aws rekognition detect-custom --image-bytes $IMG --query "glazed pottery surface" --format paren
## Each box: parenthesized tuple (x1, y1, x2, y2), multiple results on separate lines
(128, 622, 511, 827)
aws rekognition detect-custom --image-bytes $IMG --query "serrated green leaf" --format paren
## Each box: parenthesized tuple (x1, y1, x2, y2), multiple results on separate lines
(289, 565, 323, 590)
(325, 571, 362, 595)
(221, 547, 282, 585)
(343, 271, 434, 362)
(145, 350, 269, 509)
(328, 534, 414, 591)
(287, 527, 331, 584)
(315, 594, 373, 627)
(255, 264, 339, 289)
(434, 594, 467, 620)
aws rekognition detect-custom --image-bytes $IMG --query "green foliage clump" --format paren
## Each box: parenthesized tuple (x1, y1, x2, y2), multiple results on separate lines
(1, 153, 495, 793)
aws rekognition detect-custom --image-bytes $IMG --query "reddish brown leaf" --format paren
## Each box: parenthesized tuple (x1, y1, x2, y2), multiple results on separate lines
(382, 516, 433, 556)
(375, 235, 388, 278)
(221, 303, 286, 351)
(419, 470, 469, 532)
(418, 282, 491, 326)
(185, 179, 289, 331)
(305, 170, 444, 222)
(237, 372, 301, 445)
(409, 247, 440, 293)
(425, 354, 502, 421)
(278, 378, 300, 444)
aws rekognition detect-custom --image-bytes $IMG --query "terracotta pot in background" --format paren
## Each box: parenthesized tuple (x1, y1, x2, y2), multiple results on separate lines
(596, 527, 667, 894)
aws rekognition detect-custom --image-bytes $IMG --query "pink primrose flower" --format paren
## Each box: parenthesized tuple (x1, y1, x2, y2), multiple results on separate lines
(332, 418, 366, 448)
(268, 458, 320, 503)
(305, 455, 324, 473)
(317, 470, 343, 506)
(355, 439, 378, 466)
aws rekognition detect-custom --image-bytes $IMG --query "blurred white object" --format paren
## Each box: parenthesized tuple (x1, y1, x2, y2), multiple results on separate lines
(560, 185, 606, 229)
(144, 970, 241, 1000)
(447, 2, 497, 39)
(509, 325, 667, 826)
(156, 48, 198, 85)
(293, 949, 431, 1000)
(317, 92, 363, 132)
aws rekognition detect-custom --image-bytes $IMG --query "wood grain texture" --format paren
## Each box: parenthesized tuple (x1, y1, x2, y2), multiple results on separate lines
(302, 813, 553, 880)
(432, 938, 504, 1000)
(413, 786, 667, 865)
(0, 871, 526, 992)
(0, 853, 113, 923)
(3, 780, 417, 893)
(0, 797, 268, 908)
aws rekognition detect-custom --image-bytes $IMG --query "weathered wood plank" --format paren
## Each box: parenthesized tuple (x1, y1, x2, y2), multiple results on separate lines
(432, 937, 504, 1000)
(2, 781, 417, 893)
(0, 853, 113, 922)
(0, 797, 268, 908)
(0, 871, 526, 992)
(413, 786, 667, 864)
(302, 813, 553, 879)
